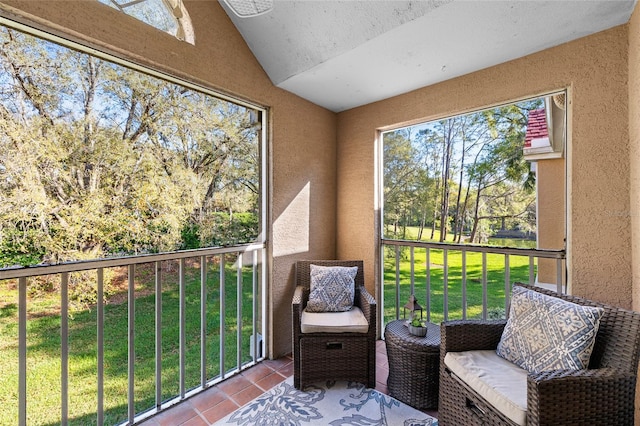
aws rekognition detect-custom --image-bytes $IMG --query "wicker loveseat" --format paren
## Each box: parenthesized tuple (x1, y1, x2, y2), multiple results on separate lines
(291, 260, 376, 389)
(439, 283, 640, 426)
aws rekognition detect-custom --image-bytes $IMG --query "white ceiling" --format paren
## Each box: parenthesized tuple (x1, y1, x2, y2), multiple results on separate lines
(220, 0, 637, 112)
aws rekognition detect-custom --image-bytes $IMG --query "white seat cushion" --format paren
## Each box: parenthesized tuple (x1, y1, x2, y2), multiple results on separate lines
(444, 350, 528, 426)
(301, 306, 368, 333)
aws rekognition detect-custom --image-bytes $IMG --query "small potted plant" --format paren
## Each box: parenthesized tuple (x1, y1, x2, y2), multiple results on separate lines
(408, 315, 427, 337)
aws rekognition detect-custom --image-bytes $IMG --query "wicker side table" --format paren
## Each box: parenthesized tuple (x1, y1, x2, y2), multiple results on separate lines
(384, 319, 440, 409)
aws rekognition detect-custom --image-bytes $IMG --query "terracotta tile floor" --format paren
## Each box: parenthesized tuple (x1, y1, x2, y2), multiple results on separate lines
(141, 340, 437, 425)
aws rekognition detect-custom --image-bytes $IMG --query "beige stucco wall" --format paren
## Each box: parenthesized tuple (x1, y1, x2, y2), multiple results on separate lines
(536, 158, 566, 284)
(629, 5, 640, 421)
(0, 0, 338, 358)
(337, 25, 631, 308)
(630, 0, 640, 314)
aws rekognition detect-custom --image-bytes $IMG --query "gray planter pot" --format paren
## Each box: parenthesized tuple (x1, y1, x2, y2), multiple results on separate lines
(408, 324, 427, 337)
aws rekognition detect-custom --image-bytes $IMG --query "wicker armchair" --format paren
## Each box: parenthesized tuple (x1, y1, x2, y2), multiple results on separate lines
(439, 283, 640, 426)
(291, 260, 376, 389)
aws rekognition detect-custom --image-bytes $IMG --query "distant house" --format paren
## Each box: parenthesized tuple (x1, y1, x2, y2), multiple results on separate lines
(525, 108, 550, 150)
(523, 96, 565, 160)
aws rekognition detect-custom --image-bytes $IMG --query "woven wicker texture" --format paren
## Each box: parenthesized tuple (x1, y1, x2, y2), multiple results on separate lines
(438, 283, 640, 426)
(385, 320, 440, 409)
(291, 260, 376, 389)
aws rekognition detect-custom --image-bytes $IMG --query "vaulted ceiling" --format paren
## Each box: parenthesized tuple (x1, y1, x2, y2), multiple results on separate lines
(220, 0, 637, 112)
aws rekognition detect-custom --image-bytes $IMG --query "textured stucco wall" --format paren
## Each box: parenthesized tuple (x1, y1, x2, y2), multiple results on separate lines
(537, 158, 566, 284)
(630, 0, 640, 315)
(629, 9, 640, 420)
(337, 25, 631, 308)
(0, 0, 337, 358)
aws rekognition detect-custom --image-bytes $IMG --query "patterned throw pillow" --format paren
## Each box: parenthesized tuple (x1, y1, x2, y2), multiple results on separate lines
(306, 265, 358, 313)
(496, 286, 604, 373)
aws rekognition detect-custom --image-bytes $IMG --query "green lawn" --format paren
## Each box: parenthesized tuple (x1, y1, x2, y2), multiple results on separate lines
(0, 257, 261, 426)
(382, 229, 537, 325)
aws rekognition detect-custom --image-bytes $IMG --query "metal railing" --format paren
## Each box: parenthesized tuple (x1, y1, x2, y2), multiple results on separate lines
(381, 238, 566, 326)
(0, 243, 266, 426)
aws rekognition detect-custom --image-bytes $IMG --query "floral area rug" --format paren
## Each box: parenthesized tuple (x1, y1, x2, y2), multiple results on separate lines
(215, 377, 438, 425)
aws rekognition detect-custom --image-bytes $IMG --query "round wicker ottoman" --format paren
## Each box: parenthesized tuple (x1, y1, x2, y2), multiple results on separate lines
(384, 320, 440, 410)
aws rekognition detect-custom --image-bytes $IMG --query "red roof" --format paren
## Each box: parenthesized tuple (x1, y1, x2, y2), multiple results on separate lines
(524, 109, 548, 149)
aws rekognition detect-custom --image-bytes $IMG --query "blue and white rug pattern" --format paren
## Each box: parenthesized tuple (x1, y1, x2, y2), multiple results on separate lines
(216, 377, 438, 426)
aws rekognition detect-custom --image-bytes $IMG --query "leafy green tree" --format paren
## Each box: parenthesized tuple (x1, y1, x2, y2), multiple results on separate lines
(464, 102, 540, 243)
(383, 128, 422, 239)
(417, 118, 462, 242)
(382, 98, 541, 246)
(0, 27, 260, 274)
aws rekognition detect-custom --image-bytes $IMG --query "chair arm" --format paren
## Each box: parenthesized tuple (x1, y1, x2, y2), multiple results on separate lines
(292, 285, 309, 335)
(292, 285, 308, 307)
(526, 368, 637, 425)
(440, 319, 507, 353)
(355, 285, 376, 335)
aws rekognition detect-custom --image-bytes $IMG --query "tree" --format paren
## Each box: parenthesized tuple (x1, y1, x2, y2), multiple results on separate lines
(382, 98, 542, 246)
(464, 102, 539, 243)
(383, 128, 422, 239)
(450, 115, 489, 242)
(0, 27, 261, 268)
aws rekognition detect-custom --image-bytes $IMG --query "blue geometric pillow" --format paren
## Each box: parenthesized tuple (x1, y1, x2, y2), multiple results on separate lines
(306, 265, 358, 313)
(496, 286, 604, 373)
